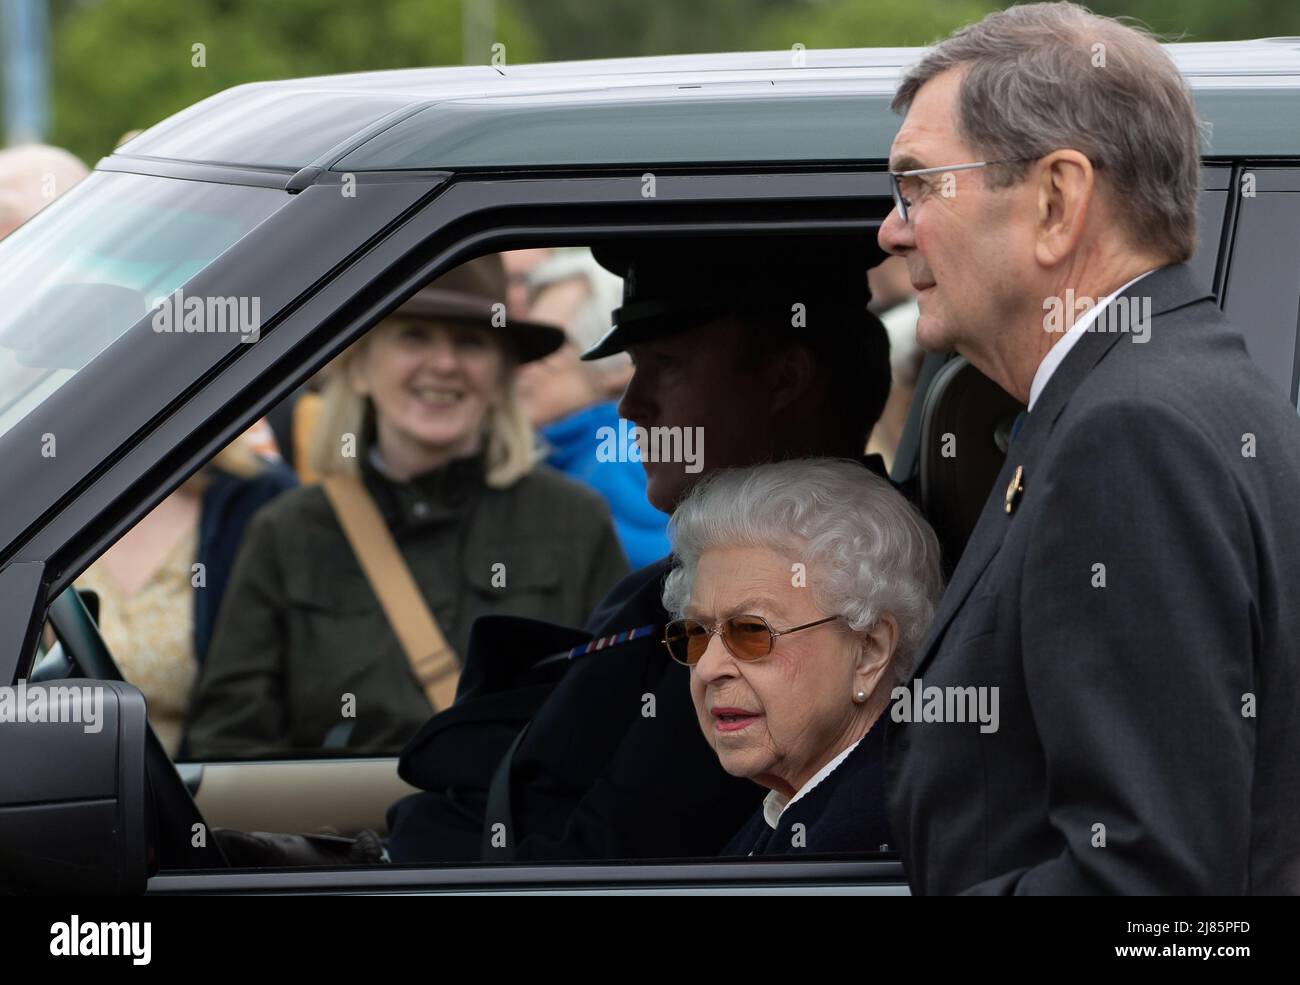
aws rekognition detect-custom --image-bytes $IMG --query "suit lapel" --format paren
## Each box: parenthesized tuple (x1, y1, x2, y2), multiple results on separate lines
(905, 263, 1212, 682)
(906, 416, 1046, 682)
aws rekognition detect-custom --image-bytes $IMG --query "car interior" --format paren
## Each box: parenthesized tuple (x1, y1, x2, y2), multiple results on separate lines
(30, 226, 1028, 877)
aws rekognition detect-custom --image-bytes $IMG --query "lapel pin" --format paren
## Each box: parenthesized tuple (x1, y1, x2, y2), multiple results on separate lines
(1005, 465, 1024, 514)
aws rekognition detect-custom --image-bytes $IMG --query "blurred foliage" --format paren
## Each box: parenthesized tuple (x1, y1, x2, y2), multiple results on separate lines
(44, 0, 540, 162)
(20, 0, 1300, 164)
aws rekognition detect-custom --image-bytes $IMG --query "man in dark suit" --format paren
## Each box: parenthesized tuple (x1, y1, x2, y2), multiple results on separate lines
(385, 237, 896, 862)
(878, 3, 1300, 894)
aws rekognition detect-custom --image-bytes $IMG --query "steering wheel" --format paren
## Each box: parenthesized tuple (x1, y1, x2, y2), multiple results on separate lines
(45, 587, 230, 870)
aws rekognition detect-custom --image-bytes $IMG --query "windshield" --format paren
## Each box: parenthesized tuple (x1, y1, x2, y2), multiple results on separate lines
(0, 171, 288, 441)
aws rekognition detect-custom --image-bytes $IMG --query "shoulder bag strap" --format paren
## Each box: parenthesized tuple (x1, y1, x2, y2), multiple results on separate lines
(321, 472, 460, 713)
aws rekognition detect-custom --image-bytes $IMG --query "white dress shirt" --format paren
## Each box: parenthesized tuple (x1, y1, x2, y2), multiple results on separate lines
(1027, 269, 1157, 412)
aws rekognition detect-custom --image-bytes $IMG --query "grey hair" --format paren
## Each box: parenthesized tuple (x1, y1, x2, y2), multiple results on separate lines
(893, 1, 1204, 263)
(662, 459, 944, 680)
(526, 247, 628, 379)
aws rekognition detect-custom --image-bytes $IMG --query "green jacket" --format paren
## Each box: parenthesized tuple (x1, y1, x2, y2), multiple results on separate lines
(185, 452, 628, 758)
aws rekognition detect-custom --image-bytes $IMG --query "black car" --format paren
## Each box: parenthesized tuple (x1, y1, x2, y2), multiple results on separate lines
(1, 40, 1298, 895)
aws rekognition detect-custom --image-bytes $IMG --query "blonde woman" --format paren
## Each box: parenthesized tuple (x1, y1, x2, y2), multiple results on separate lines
(186, 255, 628, 759)
(77, 425, 295, 755)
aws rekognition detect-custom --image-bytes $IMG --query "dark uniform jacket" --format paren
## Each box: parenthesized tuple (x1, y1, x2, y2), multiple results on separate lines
(722, 716, 892, 857)
(886, 264, 1300, 895)
(185, 451, 628, 759)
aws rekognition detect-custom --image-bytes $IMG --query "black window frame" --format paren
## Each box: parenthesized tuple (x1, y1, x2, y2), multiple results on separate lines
(4, 162, 914, 894)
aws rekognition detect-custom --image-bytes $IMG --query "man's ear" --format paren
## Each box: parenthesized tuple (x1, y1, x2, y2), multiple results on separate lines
(855, 613, 899, 698)
(1033, 149, 1095, 268)
(767, 343, 817, 415)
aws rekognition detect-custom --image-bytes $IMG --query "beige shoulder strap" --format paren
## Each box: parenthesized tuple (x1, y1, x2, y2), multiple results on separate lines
(321, 472, 459, 713)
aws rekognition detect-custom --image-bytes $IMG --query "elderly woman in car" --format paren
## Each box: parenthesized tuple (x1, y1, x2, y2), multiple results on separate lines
(661, 458, 942, 856)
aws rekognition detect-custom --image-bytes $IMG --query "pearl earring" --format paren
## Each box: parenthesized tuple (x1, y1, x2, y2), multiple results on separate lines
(853, 690, 867, 704)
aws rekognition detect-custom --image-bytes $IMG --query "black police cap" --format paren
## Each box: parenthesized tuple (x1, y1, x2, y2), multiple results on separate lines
(581, 235, 887, 360)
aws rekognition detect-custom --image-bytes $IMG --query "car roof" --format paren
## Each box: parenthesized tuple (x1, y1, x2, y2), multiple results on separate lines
(113, 39, 1300, 174)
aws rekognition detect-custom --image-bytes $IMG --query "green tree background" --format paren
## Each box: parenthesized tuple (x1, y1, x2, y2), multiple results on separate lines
(12, 0, 1300, 164)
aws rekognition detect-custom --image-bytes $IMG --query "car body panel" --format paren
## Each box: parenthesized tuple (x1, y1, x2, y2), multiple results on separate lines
(1220, 167, 1300, 403)
(110, 40, 1300, 176)
(146, 858, 910, 895)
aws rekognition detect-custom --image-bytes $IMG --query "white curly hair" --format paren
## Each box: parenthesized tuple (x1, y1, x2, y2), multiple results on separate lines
(661, 458, 944, 678)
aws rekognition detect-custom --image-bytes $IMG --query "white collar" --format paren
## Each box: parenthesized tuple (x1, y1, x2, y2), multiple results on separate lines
(762, 738, 862, 830)
(1027, 268, 1157, 412)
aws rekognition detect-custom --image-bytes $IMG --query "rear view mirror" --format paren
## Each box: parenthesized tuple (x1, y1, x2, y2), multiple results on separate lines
(0, 680, 153, 894)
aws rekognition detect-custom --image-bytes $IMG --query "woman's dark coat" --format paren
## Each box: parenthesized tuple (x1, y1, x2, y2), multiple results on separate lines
(186, 452, 628, 758)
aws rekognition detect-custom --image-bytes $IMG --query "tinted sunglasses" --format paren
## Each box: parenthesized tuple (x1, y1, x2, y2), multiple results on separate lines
(662, 614, 839, 666)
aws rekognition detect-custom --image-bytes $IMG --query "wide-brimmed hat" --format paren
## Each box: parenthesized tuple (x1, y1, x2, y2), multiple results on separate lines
(395, 254, 565, 363)
(581, 235, 887, 360)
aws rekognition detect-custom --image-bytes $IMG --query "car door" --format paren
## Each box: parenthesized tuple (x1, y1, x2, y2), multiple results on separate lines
(0, 163, 451, 875)
(5, 153, 928, 893)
